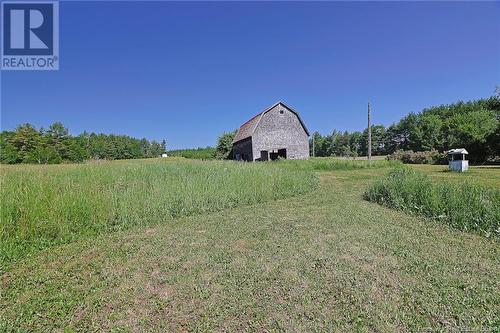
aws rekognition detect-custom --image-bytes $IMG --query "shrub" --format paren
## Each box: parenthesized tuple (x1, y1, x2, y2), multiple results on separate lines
(364, 167, 500, 238)
(386, 150, 447, 165)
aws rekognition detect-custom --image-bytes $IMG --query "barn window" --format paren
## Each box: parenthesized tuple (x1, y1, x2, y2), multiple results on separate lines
(279, 109, 284, 115)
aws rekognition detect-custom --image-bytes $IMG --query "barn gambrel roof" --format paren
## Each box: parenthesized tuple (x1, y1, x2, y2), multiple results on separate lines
(232, 101, 310, 144)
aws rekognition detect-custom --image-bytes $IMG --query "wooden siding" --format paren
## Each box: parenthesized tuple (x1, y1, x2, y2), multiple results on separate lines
(252, 103, 309, 160)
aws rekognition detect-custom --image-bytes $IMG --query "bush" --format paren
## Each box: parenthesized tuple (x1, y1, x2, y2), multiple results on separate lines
(364, 167, 500, 238)
(386, 150, 447, 164)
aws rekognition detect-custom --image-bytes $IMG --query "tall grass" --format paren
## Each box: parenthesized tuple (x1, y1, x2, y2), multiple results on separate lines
(280, 158, 401, 171)
(364, 167, 500, 238)
(0, 159, 318, 268)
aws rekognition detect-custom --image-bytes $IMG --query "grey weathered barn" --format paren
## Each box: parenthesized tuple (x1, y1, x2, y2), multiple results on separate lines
(232, 102, 310, 161)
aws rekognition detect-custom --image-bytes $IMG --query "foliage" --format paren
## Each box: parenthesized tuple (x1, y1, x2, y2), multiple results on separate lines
(0, 122, 166, 164)
(311, 95, 500, 162)
(215, 130, 236, 159)
(168, 147, 216, 159)
(364, 167, 500, 238)
(0, 159, 318, 268)
(386, 150, 447, 165)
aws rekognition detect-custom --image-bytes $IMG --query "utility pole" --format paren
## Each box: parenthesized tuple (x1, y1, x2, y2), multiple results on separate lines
(367, 102, 372, 161)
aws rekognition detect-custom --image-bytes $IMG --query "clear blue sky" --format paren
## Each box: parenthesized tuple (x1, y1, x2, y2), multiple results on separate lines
(1, 1, 499, 149)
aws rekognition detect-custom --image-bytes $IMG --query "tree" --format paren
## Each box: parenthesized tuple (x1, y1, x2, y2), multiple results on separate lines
(310, 132, 323, 157)
(418, 114, 443, 151)
(360, 125, 386, 156)
(445, 110, 497, 161)
(215, 131, 236, 159)
(349, 131, 362, 157)
(65, 136, 89, 162)
(45, 122, 71, 161)
(149, 140, 166, 157)
(384, 124, 403, 153)
(10, 123, 43, 163)
(1, 122, 172, 164)
(0, 131, 20, 164)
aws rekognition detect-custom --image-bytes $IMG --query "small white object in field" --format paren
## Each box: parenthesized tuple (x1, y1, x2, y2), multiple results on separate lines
(447, 148, 469, 172)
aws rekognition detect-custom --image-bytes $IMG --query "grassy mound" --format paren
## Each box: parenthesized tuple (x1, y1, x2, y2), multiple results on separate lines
(0, 159, 318, 269)
(364, 167, 500, 238)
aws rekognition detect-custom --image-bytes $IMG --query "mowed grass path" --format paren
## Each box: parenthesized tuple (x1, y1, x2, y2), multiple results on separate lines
(1, 167, 499, 332)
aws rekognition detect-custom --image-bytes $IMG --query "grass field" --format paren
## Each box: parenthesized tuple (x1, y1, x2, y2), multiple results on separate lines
(0, 159, 318, 269)
(411, 164, 500, 189)
(365, 166, 499, 238)
(1, 159, 499, 332)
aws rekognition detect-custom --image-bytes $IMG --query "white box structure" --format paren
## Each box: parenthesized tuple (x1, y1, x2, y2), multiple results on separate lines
(447, 148, 469, 172)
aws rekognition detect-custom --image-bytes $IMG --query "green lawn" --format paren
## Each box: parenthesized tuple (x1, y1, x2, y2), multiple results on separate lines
(1, 162, 499, 332)
(411, 164, 500, 189)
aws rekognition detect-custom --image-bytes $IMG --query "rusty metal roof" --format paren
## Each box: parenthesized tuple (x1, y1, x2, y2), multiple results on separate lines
(232, 101, 309, 144)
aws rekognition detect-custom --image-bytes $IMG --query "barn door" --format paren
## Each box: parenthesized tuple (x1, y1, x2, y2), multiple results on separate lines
(260, 150, 269, 161)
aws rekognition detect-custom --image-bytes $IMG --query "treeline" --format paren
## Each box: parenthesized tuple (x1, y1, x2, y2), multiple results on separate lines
(2, 96, 499, 164)
(311, 96, 500, 162)
(0, 122, 166, 164)
(168, 147, 216, 160)
(167, 131, 236, 160)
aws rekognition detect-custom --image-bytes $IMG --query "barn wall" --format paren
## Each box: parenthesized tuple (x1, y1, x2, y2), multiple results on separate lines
(233, 137, 253, 161)
(252, 104, 309, 160)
